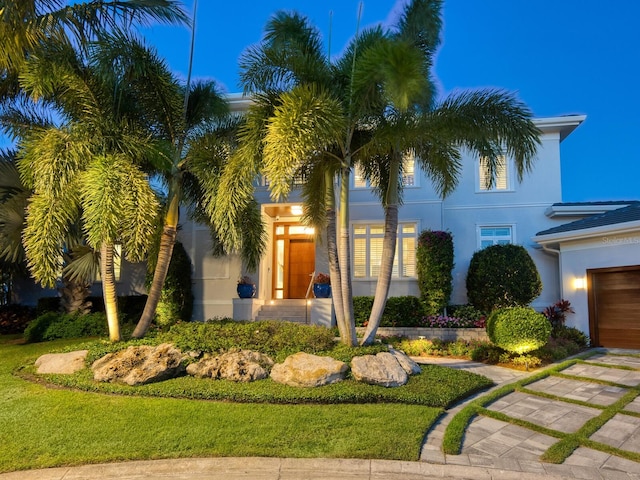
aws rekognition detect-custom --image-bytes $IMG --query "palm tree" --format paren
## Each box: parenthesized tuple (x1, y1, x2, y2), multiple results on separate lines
(0, 0, 187, 74)
(357, 0, 541, 345)
(214, 12, 399, 346)
(4, 38, 165, 341)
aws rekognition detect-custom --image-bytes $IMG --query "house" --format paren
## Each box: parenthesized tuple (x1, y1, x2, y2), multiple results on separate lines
(179, 113, 595, 331)
(533, 201, 640, 349)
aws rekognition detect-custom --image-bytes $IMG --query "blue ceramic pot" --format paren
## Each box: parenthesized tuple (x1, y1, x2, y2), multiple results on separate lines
(313, 283, 331, 298)
(237, 283, 256, 299)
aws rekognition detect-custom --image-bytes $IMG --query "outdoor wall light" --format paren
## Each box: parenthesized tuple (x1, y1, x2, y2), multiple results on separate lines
(290, 205, 303, 215)
(573, 277, 586, 290)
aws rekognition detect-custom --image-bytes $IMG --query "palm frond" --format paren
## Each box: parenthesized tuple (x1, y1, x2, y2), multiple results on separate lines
(262, 84, 345, 200)
(61, 245, 99, 285)
(394, 0, 443, 56)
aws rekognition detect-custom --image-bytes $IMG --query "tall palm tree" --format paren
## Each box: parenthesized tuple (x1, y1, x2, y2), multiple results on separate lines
(357, 0, 541, 345)
(214, 13, 396, 346)
(5, 38, 164, 341)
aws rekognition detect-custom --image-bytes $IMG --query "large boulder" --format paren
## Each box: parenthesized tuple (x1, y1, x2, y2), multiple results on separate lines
(270, 352, 348, 387)
(186, 349, 274, 382)
(91, 343, 184, 386)
(351, 352, 409, 387)
(389, 347, 422, 375)
(35, 350, 88, 374)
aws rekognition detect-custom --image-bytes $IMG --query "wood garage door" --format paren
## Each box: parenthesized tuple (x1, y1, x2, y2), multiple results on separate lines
(588, 265, 640, 348)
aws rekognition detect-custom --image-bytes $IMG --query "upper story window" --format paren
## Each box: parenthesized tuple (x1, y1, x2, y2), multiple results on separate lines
(478, 154, 510, 192)
(353, 151, 418, 189)
(477, 226, 514, 249)
(353, 223, 417, 279)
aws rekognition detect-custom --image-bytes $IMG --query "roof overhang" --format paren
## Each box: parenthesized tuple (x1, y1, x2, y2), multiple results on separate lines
(544, 202, 636, 218)
(533, 219, 640, 246)
(533, 115, 586, 142)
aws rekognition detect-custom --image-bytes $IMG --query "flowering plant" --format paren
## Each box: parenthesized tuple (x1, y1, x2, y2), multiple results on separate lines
(419, 315, 486, 328)
(237, 275, 254, 285)
(314, 273, 331, 284)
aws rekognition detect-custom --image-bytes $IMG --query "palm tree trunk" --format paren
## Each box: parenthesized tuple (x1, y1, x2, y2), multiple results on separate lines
(132, 184, 180, 338)
(338, 163, 357, 346)
(325, 170, 347, 339)
(101, 243, 121, 342)
(361, 156, 400, 345)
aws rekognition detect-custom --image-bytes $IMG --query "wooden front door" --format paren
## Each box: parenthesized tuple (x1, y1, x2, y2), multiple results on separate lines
(273, 224, 315, 299)
(588, 265, 640, 348)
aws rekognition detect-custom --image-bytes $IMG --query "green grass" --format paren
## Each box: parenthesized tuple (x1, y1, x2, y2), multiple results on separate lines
(0, 335, 490, 473)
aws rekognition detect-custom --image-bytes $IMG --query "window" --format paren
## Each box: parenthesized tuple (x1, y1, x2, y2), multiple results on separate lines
(353, 223, 417, 278)
(478, 226, 514, 249)
(353, 151, 417, 189)
(478, 154, 509, 191)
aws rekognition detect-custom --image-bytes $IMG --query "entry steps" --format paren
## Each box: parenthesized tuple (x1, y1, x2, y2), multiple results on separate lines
(255, 299, 310, 324)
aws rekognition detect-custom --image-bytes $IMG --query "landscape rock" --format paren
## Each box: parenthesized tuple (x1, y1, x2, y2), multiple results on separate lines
(91, 343, 184, 386)
(389, 347, 422, 375)
(350, 352, 409, 387)
(186, 349, 274, 382)
(35, 350, 88, 374)
(270, 352, 348, 387)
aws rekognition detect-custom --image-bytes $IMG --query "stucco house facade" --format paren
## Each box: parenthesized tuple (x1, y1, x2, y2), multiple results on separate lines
(180, 114, 594, 329)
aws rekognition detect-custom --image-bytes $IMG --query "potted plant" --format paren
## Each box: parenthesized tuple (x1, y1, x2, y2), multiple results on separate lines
(237, 275, 256, 299)
(313, 273, 331, 298)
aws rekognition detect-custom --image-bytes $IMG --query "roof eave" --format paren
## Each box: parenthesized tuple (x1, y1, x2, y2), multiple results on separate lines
(533, 220, 640, 245)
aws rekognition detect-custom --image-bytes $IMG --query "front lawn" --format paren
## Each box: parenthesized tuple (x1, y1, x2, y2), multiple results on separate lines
(0, 333, 491, 473)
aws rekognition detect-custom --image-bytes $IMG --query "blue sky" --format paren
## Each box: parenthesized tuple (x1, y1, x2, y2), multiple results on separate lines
(51, 1, 631, 203)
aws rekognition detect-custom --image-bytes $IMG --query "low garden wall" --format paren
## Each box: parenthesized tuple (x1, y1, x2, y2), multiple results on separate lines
(356, 327, 488, 342)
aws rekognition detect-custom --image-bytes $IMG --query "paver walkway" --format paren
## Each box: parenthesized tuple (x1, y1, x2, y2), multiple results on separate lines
(418, 348, 640, 479)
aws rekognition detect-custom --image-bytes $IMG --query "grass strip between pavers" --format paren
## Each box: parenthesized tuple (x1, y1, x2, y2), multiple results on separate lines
(443, 351, 640, 466)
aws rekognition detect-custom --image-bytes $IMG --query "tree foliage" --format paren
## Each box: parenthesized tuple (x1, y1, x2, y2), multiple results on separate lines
(466, 244, 542, 312)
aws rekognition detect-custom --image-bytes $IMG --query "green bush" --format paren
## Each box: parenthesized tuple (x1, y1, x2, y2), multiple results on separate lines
(148, 242, 194, 328)
(353, 296, 425, 327)
(486, 307, 551, 355)
(353, 296, 375, 327)
(417, 230, 454, 315)
(552, 325, 589, 348)
(0, 304, 35, 334)
(162, 319, 336, 361)
(24, 312, 108, 342)
(466, 244, 542, 312)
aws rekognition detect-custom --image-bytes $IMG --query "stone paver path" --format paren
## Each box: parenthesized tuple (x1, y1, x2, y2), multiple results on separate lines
(526, 375, 628, 405)
(487, 391, 602, 433)
(419, 349, 640, 480)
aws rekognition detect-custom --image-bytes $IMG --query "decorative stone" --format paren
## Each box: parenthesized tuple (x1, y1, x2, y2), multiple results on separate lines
(389, 347, 422, 375)
(35, 350, 88, 374)
(91, 343, 184, 386)
(270, 352, 348, 387)
(351, 352, 409, 387)
(186, 349, 274, 382)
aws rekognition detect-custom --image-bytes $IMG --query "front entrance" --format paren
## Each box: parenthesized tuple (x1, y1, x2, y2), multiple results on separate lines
(273, 224, 315, 299)
(588, 265, 640, 348)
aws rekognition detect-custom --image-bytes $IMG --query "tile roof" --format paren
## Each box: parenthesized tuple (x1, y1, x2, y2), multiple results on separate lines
(536, 202, 640, 236)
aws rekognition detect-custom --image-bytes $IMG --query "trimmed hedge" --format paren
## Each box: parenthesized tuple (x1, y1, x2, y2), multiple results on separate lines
(417, 230, 454, 315)
(353, 296, 425, 327)
(466, 244, 542, 312)
(486, 306, 551, 354)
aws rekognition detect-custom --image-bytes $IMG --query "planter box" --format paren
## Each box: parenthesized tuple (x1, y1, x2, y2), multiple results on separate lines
(356, 327, 488, 342)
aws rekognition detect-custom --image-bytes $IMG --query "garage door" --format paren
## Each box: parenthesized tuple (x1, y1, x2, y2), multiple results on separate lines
(588, 265, 640, 348)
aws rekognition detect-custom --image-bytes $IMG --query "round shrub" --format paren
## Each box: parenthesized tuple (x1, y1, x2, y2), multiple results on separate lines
(466, 244, 542, 312)
(486, 307, 551, 355)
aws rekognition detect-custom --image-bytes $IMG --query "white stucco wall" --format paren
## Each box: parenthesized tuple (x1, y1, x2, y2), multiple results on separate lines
(556, 232, 640, 336)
